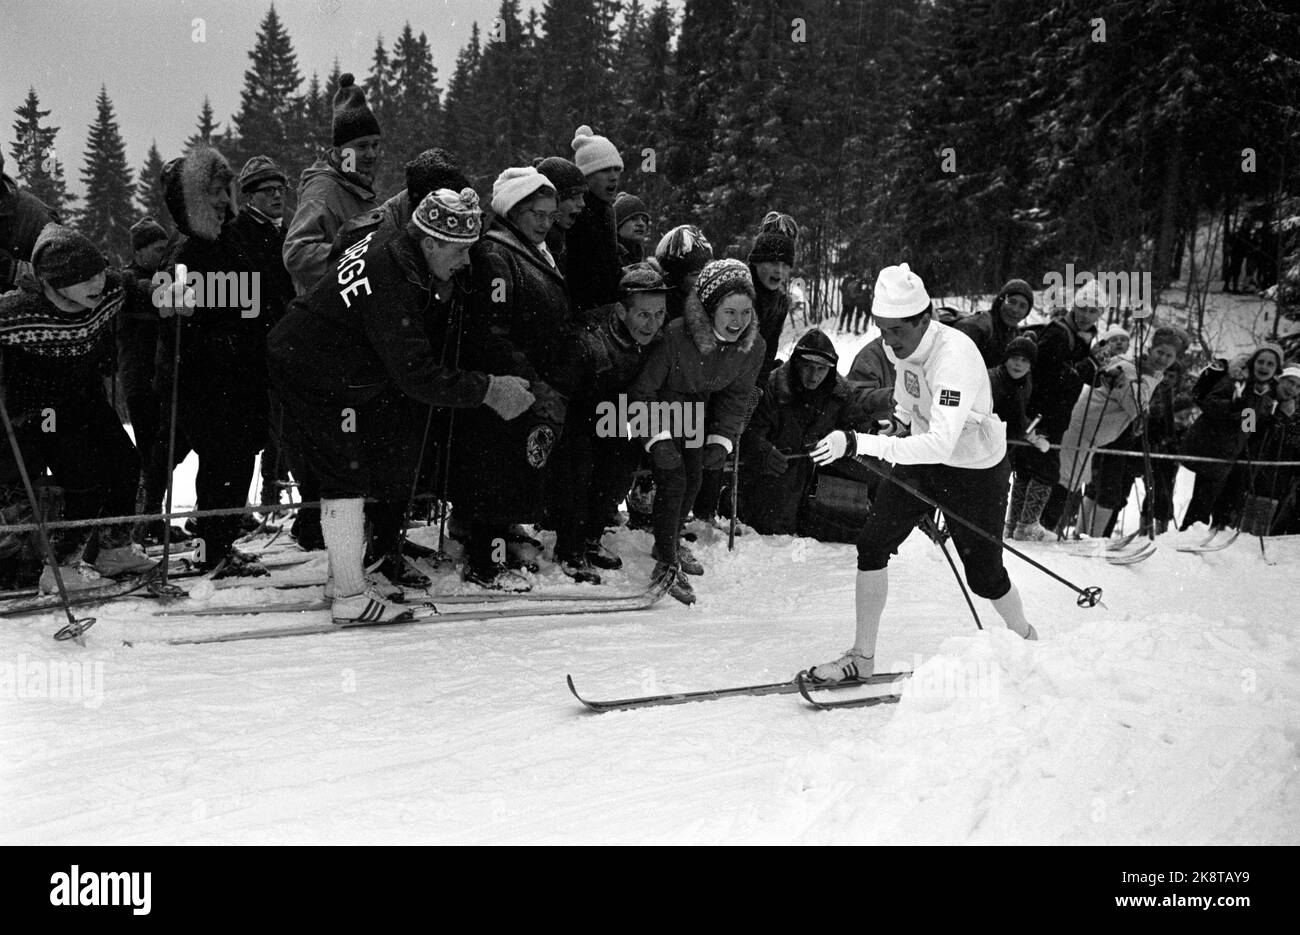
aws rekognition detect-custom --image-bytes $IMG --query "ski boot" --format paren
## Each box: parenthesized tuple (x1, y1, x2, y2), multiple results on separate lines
(463, 560, 532, 592)
(206, 549, 269, 580)
(652, 560, 695, 605)
(331, 586, 411, 625)
(93, 543, 156, 578)
(806, 648, 874, 684)
(557, 550, 601, 585)
(39, 560, 105, 595)
(653, 543, 703, 576)
(584, 538, 623, 571)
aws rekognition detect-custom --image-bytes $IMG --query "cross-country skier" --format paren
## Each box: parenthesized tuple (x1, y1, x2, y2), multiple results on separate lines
(806, 263, 1037, 683)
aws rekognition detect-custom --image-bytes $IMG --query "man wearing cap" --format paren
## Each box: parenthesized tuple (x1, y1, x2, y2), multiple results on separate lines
(566, 125, 624, 326)
(952, 278, 1036, 368)
(116, 216, 172, 536)
(268, 188, 535, 623)
(0, 152, 61, 293)
(807, 263, 1037, 683)
(748, 212, 799, 382)
(739, 329, 872, 537)
(550, 260, 669, 582)
(283, 73, 382, 296)
(535, 156, 587, 278)
(0, 223, 153, 589)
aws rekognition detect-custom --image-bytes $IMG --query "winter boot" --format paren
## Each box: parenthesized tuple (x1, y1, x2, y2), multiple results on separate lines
(371, 553, 432, 590)
(506, 524, 542, 549)
(652, 560, 696, 605)
(807, 648, 874, 684)
(206, 549, 269, 580)
(331, 586, 412, 625)
(463, 560, 532, 592)
(39, 560, 105, 595)
(93, 543, 156, 578)
(584, 538, 623, 570)
(557, 550, 601, 585)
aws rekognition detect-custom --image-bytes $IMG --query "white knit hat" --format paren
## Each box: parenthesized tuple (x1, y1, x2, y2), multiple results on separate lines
(1098, 325, 1130, 342)
(1073, 279, 1109, 309)
(872, 263, 931, 318)
(1280, 365, 1300, 383)
(571, 125, 623, 176)
(491, 166, 554, 218)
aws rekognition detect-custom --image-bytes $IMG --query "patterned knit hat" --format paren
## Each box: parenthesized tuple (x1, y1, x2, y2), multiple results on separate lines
(571, 125, 623, 175)
(655, 225, 713, 284)
(405, 149, 468, 204)
(748, 230, 795, 266)
(412, 188, 482, 243)
(333, 73, 381, 147)
(614, 192, 650, 228)
(534, 156, 586, 199)
(697, 258, 754, 315)
(32, 223, 106, 288)
(130, 216, 168, 250)
(758, 211, 800, 241)
(238, 155, 287, 194)
(1149, 325, 1189, 355)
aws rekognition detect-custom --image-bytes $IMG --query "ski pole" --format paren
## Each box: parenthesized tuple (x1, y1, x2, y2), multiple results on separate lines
(155, 266, 189, 599)
(836, 450, 1103, 607)
(727, 449, 740, 551)
(0, 373, 96, 643)
(921, 514, 982, 629)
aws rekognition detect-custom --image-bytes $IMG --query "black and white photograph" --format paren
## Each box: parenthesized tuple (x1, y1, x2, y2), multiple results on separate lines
(1, 0, 1297, 874)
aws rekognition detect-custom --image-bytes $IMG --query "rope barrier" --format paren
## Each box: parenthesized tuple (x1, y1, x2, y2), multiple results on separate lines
(1004, 436, 1300, 466)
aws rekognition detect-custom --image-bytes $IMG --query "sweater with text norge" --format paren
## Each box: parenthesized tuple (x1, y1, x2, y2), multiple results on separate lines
(852, 320, 1006, 469)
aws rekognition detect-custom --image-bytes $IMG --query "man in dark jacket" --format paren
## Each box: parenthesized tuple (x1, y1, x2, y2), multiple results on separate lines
(739, 329, 872, 537)
(0, 154, 60, 292)
(748, 215, 798, 382)
(952, 278, 1034, 368)
(565, 125, 623, 326)
(267, 188, 535, 622)
(536, 156, 586, 279)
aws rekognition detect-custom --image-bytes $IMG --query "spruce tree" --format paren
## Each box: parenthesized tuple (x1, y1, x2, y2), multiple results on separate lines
(78, 86, 136, 262)
(8, 87, 73, 214)
(443, 23, 486, 184)
(233, 3, 303, 170)
(536, 0, 619, 150)
(187, 97, 221, 150)
(136, 140, 171, 232)
(390, 23, 442, 175)
(476, 0, 527, 172)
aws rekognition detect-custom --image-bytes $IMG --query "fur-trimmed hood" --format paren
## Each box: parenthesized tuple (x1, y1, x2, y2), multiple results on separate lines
(680, 290, 759, 356)
(162, 146, 237, 241)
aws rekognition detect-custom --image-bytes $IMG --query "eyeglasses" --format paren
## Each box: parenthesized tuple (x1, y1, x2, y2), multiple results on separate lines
(520, 208, 559, 224)
(253, 185, 286, 196)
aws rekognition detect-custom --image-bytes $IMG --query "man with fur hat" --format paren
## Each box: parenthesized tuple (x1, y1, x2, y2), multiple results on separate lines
(739, 329, 873, 537)
(268, 188, 535, 623)
(549, 260, 669, 582)
(952, 278, 1035, 368)
(565, 125, 624, 326)
(535, 156, 587, 277)
(158, 145, 273, 577)
(0, 151, 61, 292)
(0, 223, 153, 590)
(628, 258, 766, 604)
(807, 263, 1037, 683)
(283, 73, 382, 296)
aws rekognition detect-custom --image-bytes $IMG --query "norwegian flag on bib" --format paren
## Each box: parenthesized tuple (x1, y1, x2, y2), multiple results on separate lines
(938, 389, 961, 407)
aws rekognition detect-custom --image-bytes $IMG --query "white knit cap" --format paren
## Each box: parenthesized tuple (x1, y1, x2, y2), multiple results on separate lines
(1073, 278, 1109, 309)
(571, 125, 623, 176)
(491, 166, 554, 218)
(872, 263, 931, 318)
(1099, 325, 1130, 342)
(1280, 365, 1300, 383)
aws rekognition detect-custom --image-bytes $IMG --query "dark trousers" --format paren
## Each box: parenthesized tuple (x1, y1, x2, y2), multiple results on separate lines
(651, 441, 705, 564)
(855, 458, 1012, 600)
(550, 429, 639, 557)
(178, 386, 266, 561)
(6, 392, 140, 561)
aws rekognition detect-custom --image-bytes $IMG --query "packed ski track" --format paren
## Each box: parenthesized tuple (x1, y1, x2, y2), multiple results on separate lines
(3, 315, 1299, 845)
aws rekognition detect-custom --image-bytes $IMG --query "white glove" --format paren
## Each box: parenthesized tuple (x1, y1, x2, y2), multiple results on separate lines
(156, 265, 196, 318)
(810, 430, 855, 465)
(482, 374, 535, 421)
(1026, 431, 1050, 453)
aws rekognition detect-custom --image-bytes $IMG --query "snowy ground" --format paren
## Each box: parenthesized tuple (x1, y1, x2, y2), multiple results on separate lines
(2, 510, 1297, 845)
(2, 286, 1297, 845)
